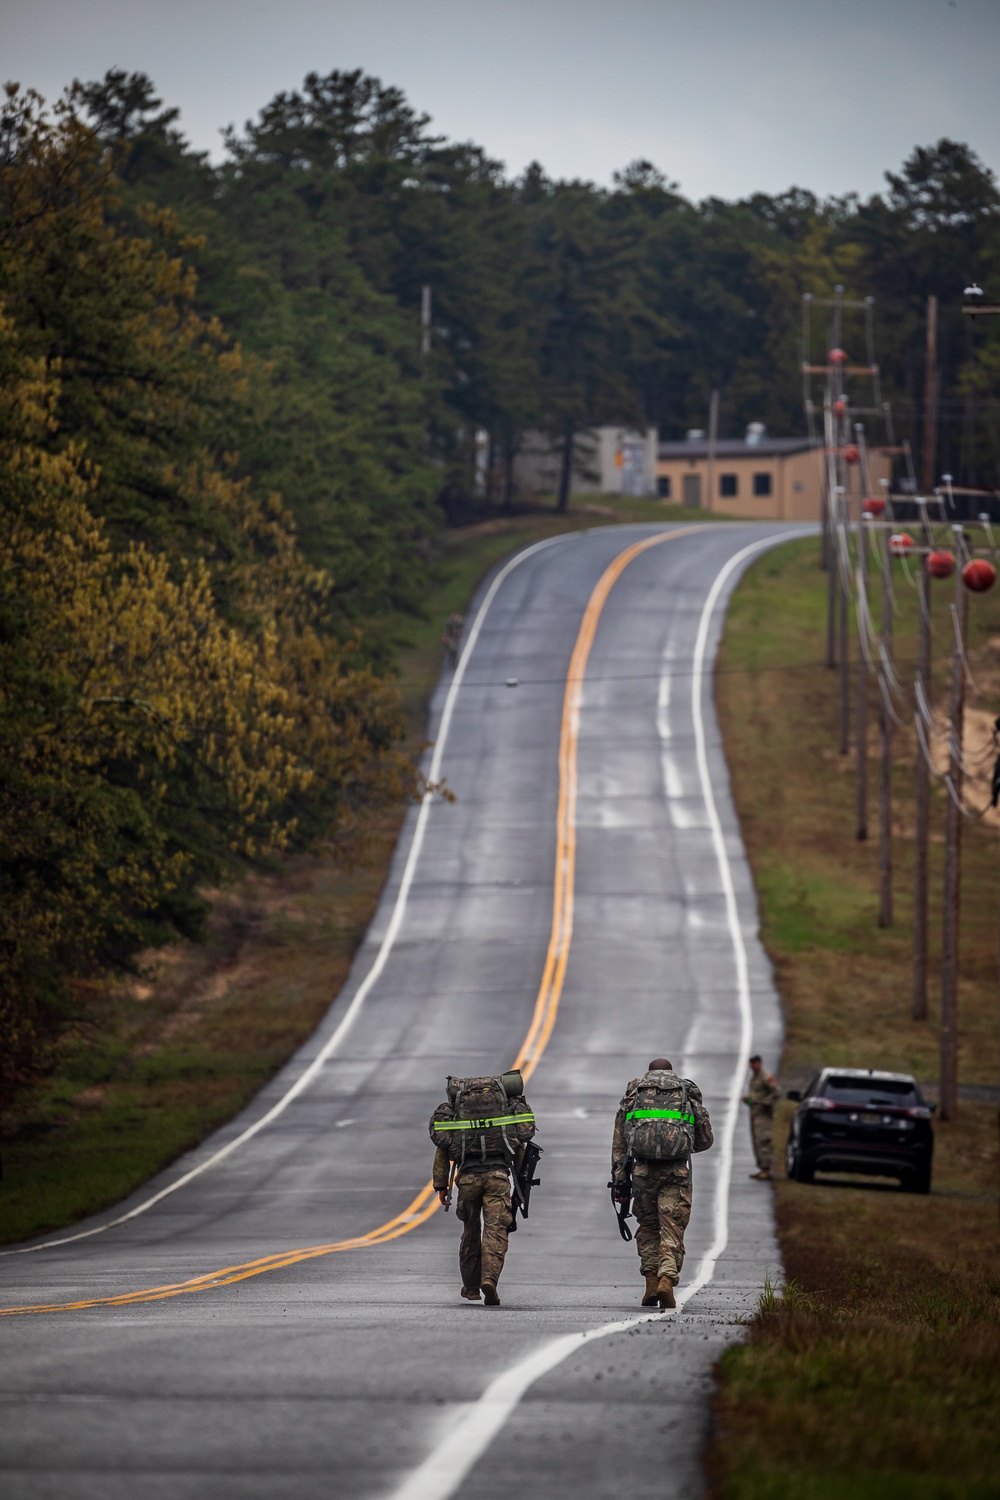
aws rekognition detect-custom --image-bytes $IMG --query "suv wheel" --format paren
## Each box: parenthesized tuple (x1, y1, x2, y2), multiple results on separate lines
(906, 1167, 931, 1195)
(786, 1142, 813, 1184)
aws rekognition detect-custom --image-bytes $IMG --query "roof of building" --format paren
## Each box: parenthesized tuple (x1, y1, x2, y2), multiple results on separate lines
(658, 437, 819, 460)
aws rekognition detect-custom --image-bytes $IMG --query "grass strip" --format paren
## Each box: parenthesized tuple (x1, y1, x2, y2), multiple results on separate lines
(709, 536, 1000, 1499)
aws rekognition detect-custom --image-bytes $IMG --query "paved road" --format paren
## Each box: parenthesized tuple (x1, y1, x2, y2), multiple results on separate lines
(0, 521, 807, 1500)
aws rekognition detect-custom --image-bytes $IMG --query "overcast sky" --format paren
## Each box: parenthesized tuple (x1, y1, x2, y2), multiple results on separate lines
(2, 0, 998, 201)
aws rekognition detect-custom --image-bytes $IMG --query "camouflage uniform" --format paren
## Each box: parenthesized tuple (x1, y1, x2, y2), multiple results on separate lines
(433, 1142, 524, 1293)
(442, 612, 464, 667)
(746, 1069, 782, 1173)
(611, 1075, 713, 1287)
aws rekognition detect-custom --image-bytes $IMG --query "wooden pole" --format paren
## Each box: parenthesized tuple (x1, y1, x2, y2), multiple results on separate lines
(856, 514, 869, 840)
(922, 295, 938, 494)
(838, 495, 850, 757)
(940, 551, 967, 1122)
(878, 532, 893, 925)
(824, 409, 838, 668)
(826, 525, 837, 668)
(707, 389, 719, 515)
(913, 553, 932, 1020)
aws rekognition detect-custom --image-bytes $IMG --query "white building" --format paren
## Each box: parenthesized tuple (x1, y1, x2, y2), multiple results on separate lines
(513, 426, 659, 499)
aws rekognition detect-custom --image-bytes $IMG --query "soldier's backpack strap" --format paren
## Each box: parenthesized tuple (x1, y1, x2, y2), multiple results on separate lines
(454, 1078, 468, 1171)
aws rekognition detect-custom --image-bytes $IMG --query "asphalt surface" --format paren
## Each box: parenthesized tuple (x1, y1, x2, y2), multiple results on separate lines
(0, 520, 808, 1500)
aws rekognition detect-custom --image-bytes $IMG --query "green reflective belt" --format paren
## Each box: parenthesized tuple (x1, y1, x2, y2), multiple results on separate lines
(625, 1109, 695, 1124)
(434, 1112, 535, 1131)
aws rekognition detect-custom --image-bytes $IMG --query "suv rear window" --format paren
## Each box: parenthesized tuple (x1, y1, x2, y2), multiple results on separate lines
(823, 1075, 919, 1107)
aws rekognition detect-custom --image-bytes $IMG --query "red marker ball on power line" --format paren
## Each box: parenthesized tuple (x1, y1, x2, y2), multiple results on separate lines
(927, 550, 955, 579)
(843, 443, 860, 464)
(889, 533, 915, 556)
(862, 496, 885, 516)
(829, 348, 848, 364)
(962, 559, 996, 593)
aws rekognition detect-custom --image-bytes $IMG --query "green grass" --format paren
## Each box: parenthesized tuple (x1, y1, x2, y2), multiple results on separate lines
(709, 535, 1000, 1500)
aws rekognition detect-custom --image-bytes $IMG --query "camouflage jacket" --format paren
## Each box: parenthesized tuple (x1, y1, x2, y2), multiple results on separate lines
(431, 1087, 534, 1190)
(432, 1144, 526, 1191)
(610, 1075, 713, 1190)
(747, 1070, 782, 1111)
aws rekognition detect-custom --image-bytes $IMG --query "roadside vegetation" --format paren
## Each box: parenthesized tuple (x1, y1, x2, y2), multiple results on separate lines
(710, 538, 1000, 1499)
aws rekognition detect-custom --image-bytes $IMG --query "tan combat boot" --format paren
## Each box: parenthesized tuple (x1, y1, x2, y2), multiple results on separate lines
(642, 1272, 660, 1306)
(460, 1287, 481, 1301)
(656, 1275, 676, 1310)
(481, 1281, 501, 1306)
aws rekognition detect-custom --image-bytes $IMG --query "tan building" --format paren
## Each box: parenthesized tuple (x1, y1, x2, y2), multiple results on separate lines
(657, 433, 891, 520)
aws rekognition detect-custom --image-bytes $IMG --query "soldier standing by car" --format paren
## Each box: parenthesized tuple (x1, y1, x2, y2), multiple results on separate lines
(744, 1054, 781, 1180)
(442, 611, 464, 667)
(610, 1058, 714, 1310)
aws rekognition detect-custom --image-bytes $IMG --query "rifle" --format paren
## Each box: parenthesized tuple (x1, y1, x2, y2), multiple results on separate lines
(608, 1158, 634, 1242)
(442, 1159, 457, 1213)
(508, 1140, 542, 1232)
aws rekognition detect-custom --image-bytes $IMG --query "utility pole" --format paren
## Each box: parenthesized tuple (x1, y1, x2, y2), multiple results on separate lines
(856, 512, 869, 840)
(421, 284, 432, 362)
(837, 489, 850, 756)
(922, 294, 938, 495)
(707, 389, 719, 515)
(826, 504, 838, 668)
(878, 520, 894, 925)
(913, 534, 932, 1021)
(824, 403, 838, 668)
(940, 533, 968, 1121)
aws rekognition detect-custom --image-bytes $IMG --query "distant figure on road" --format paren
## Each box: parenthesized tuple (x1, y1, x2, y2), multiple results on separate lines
(611, 1058, 714, 1310)
(429, 1070, 536, 1307)
(442, 611, 464, 667)
(743, 1054, 782, 1180)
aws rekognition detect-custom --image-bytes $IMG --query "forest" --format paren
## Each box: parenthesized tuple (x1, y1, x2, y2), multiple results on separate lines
(2, 66, 999, 1102)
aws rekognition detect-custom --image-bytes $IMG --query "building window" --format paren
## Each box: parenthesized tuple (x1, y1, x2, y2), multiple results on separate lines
(658, 475, 672, 499)
(719, 473, 738, 497)
(753, 472, 772, 497)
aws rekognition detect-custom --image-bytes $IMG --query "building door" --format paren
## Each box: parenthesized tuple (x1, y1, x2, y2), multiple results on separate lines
(683, 473, 701, 508)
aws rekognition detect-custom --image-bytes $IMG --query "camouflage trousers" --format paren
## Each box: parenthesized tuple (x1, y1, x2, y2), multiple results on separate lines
(750, 1106, 774, 1172)
(631, 1160, 692, 1286)
(456, 1168, 511, 1291)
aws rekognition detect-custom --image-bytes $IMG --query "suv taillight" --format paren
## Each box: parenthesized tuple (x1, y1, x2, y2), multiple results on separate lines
(803, 1096, 836, 1111)
(903, 1105, 932, 1119)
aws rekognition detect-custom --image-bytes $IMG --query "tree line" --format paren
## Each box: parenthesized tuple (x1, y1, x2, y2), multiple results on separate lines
(2, 67, 998, 1100)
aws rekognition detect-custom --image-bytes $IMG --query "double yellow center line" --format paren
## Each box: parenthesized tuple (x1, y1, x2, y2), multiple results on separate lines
(2, 527, 689, 1317)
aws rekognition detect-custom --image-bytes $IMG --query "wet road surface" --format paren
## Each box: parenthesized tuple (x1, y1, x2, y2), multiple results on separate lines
(0, 521, 809, 1499)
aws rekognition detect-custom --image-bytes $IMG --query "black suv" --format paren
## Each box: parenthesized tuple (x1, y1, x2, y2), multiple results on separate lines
(785, 1068, 934, 1193)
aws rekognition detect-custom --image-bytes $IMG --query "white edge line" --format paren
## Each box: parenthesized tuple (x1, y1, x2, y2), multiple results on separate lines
(388, 526, 813, 1500)
(6, 533, 572, 1257)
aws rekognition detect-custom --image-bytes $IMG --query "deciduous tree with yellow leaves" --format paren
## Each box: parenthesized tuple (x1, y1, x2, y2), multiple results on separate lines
(0, 87, 415, 1102)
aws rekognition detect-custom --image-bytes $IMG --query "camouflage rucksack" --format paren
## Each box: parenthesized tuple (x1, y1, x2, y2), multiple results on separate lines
(622, 1069, 695, 1162)
(429, 1071, 535, 1166)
